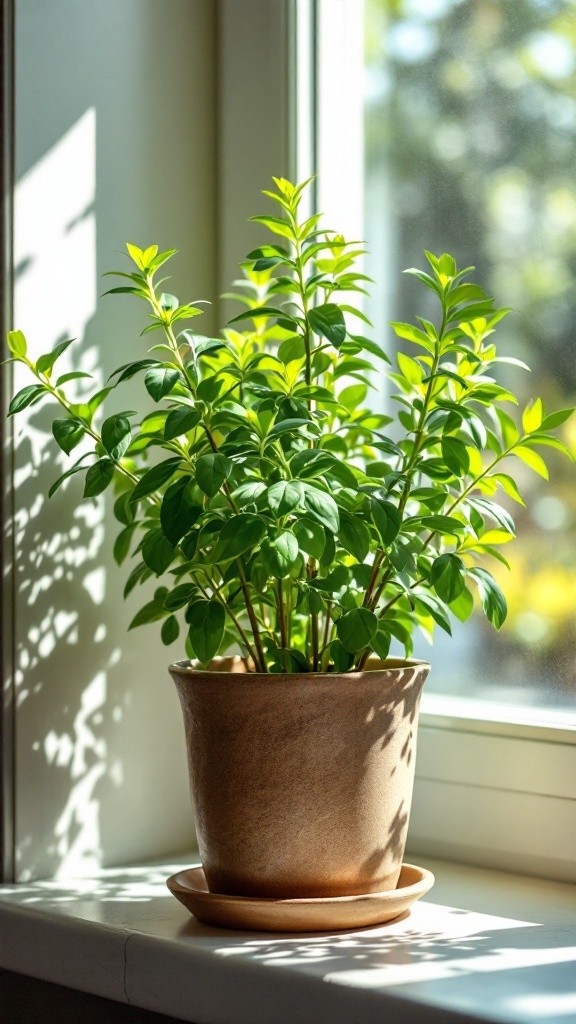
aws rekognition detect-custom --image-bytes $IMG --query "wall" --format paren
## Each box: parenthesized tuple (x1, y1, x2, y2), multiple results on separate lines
(12, 0, 217, 879)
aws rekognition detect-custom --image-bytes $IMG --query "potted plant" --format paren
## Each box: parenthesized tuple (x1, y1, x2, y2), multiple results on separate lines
(6, 177, 574, 928)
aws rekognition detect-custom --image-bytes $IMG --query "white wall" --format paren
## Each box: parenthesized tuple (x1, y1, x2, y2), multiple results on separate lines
(13, 0, 217, 880)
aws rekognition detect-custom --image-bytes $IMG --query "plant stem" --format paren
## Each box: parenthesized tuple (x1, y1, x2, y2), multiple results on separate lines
(277, 579, 289, 649)
(292, 219, 312, 389)
(311, 612, 319, 671)
(322, 602, 333, 650)
(197, 568, 259, 665)
(237, 561, 267, 672)
(363, 550, 385, 607)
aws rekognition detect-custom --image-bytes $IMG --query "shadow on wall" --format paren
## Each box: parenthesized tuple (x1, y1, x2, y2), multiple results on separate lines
(13, 108, 118, 880)
(11, 0, 219, 882)
(13, 106, 194, 881)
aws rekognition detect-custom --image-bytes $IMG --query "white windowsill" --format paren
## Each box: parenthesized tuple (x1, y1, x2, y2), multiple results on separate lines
(0, 857, 575, 1024)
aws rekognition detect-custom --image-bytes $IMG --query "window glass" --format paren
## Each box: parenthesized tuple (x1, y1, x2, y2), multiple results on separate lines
(364, 0, 576, 712)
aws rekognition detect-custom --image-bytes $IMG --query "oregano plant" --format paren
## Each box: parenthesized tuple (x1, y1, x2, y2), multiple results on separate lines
(6, 177, 575, 673)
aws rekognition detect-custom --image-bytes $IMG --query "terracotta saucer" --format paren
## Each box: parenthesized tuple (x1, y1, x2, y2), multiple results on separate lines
(166, 862, 434, 932)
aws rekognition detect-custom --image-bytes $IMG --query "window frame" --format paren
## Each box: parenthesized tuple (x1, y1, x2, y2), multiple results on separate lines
(1, 0, 15, 885)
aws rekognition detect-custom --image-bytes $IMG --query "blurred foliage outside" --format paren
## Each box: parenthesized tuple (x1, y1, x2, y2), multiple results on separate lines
(364, 0, 576, 708)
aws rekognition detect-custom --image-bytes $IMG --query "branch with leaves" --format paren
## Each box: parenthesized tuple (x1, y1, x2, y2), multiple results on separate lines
(6, 177, 575, 672)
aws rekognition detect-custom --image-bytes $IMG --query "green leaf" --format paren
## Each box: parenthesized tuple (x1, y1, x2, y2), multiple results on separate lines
(540, 408, 575, 430)
(330, 639, 354, 672)
(211, 513, 266, 562)
(449, 585, 474, 623)
(413, 591, 452, 635)
(37, 338, 74, 377)
(397, 351, 424, 386)
(142, 528, 176, 575)
(123, 561, 152, 599)
(101, 413, 132, 460)
(48, 454, 93, 498)
(103, 285, 148, 298)
(110, 359, 160, 384)
(514, 446, 549, 479)
(303, 485, 340, 533)
(267, 480, 304, 517)
(337, 607, 378, 653)
(197, 377, 225, 404)
(338, 511, 371, 561)
(522, 397, 543, 433)
(52, 418, 84, 455)
(161, 615, 180, 645)
(410, 515, 465, 536)
(144, 367, 180, 401)
(113, 523, 137, 565)
(228, 305, 286, 324)
(8, 384, 46, 415)
(159, 292, 179, 312)
(195, 453, 232, 498)
(448, 301, 501, 325)
(131, 457, 182, 502)
(261, 531, 299, 578)
(55, 371, 94, 387)
(430, 553, 466, 603)
(339, 383, 367, 411)
(276, 648, 310, 673)
(83, 459, 115, 498)
(404, 268, 441, 295)
(128, 599, 166, 629)
(231, 480, 267, 506)
(495, 408, 520, 447)
(293, 518, 325, 559)
(114, 491, 135, 526)
(164, 584, 196, 611)
(7, 329, 27, 358)
(493, 473, 525, 506)
(370, 498, 401, 546)
(164, 406, 201, 440)
(446, 282, 487, 308)
(187, 600, 225, 664)
(389, 322, 434, 353)
(160, 478, 201, 545)
(371, 630, 391, 661)
(87, 387, 114, 420)
(278, 335, 306, 364)
(250, 214, 295, 240)
(308, 303, 346, 348)
(467, 497, 515, 535)
(290, 449, 336, 479)
(523, 433, 573, 457)
(247, 244, 290, 260)
(268, 417, 320, 439)
(441, 436, 470, 475)
(469, 566, 507, 629)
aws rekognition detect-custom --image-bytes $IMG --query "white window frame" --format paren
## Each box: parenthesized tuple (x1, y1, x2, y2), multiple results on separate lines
(311, 0, 576, 883)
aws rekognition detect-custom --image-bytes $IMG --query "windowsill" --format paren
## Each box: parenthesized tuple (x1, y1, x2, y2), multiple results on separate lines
(0, 856, 575, 1024)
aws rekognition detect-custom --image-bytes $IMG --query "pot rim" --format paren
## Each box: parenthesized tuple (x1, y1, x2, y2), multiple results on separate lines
(169, 655, 430, 680)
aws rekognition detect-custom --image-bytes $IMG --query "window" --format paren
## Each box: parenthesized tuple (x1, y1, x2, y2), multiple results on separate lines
(314, 0, 576, 880)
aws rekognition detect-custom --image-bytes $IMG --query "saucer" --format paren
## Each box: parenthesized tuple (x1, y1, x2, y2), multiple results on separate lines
(166, 862, 434, 932)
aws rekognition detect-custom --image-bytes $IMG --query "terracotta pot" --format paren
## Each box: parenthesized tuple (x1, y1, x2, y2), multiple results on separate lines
(169, 656, 429, 899)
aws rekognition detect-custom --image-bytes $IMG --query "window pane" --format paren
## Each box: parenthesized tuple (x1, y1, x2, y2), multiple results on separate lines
(364, 0, 576, 712)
